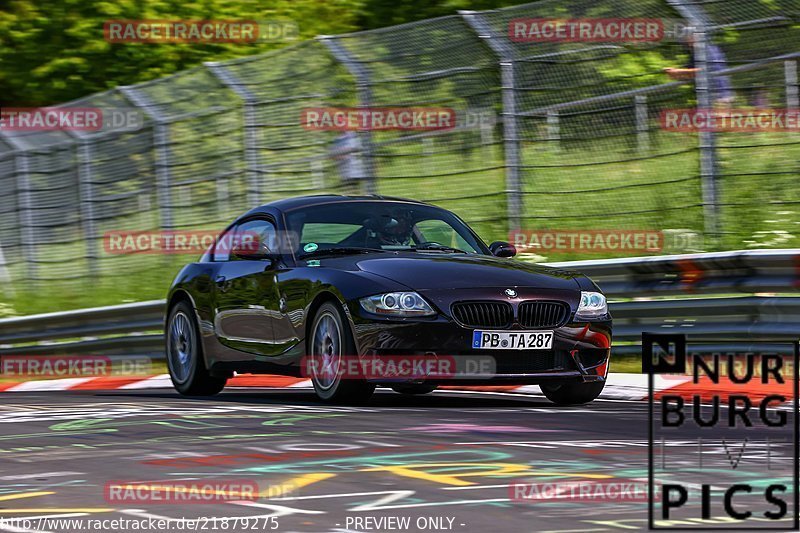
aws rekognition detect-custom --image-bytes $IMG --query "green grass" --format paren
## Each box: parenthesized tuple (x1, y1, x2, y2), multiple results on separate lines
(610, 354, 643, 373)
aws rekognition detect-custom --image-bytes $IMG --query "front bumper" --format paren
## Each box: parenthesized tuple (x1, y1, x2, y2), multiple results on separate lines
(347, 300, 611, 386)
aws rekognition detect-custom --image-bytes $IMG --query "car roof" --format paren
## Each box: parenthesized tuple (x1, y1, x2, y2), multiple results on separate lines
(241, 194, 436, 218)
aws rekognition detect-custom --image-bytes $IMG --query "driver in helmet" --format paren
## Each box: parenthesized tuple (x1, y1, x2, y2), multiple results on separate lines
(366, 214, 413, 247)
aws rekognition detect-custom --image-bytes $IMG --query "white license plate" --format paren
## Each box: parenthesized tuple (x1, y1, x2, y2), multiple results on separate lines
(472, 330, 554, 350)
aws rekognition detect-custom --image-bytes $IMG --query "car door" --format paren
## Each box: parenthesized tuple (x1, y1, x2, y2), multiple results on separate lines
(213, 217, 285, 357)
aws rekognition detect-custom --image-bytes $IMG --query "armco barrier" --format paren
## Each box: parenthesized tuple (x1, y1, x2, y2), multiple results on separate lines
(548, 249, 800, 297)
(611, 296, 800, 348)
(0, 300, 164, 357)
(0, 250, 798, 358)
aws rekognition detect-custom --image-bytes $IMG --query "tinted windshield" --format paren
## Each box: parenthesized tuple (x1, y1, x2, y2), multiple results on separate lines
(286, 201, 488, 257)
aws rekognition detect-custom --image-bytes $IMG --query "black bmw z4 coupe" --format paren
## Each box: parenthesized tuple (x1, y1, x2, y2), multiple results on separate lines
(165, 195, 612, 404)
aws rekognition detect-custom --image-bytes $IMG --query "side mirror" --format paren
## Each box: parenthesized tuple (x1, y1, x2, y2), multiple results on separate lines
(489, 241, 517, 258)
(231, 237, 274, 261)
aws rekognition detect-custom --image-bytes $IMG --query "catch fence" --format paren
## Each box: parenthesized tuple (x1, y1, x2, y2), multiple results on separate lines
(0, 0, 798, 305)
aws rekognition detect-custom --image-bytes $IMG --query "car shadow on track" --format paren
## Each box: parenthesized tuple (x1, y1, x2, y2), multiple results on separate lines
(92, 388, 557, 408)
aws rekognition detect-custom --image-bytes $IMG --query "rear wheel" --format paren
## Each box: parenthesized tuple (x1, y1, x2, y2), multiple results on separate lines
(166, 301, 227, 396)
(540, 380, 605, 405)
(309, 302, 375, 404)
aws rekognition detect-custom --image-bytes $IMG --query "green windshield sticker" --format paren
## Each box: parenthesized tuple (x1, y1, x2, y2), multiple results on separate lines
(303, 243, 318, 253)
(306, 259, 321, 267)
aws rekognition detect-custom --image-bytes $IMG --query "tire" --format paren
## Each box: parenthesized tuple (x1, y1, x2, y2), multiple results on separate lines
(166, 301, 227, 396)
(540, 380, 605, 405)
(391, 384, 437, 395)
(309, 302, 375, 404)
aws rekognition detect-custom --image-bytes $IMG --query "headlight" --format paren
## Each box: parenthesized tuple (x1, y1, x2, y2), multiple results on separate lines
(359, 292, 436, 317)
(576, 291, 607, 319)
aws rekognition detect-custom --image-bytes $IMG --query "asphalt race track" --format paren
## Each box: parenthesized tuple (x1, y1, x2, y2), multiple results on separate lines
(0, 388, 794, 533)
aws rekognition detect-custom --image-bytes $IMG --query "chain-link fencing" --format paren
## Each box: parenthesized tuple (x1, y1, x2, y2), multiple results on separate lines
(0, 0, 798, 312)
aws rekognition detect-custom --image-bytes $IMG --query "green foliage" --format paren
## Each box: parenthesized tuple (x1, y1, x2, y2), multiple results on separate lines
(0, 0, 549, 106)
(0, 0, 365, 105)
(355, 0, 529, 29)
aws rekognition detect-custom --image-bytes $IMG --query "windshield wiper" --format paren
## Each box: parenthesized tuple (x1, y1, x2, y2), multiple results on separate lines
(411, 243, 468, 254)
(301, 247, 387, 258)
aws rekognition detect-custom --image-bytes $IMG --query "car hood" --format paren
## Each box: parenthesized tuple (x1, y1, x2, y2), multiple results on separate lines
(331, 253, 582, 290)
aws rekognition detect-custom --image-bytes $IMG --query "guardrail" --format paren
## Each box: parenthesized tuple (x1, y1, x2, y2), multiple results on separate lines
(549, 249, 800, 298)
(611, 296, 800, 354)
(0, 300, 164, 358)
(0, 250, 798, 358)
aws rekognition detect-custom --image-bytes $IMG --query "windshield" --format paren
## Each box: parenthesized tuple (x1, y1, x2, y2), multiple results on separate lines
(285, 201, 488, 258)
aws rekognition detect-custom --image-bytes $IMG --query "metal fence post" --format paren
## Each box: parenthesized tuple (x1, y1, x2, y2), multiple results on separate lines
(63, 124, 99, 278)
(547, 110, 560, 152)
(0, 133, 37, 282)
(693, 24, 721, 241)
(635, 95, 650, 153)
(311, 159, 325, 188)
(119, 87, 174, 231)
(319, 36, 377, 195)
(481, 117, 494, 162)
(206, 62, 262, 203)
(76, 140, 99, 276)
(501, 61, 522, 232)
(666, 0, 720, 243)
(0, 240, 10, 287)
(216, 179, 229, 220)
(786, 60, 799, 109)
(460, 11, 521, 232)
(15, 152, 36, 281)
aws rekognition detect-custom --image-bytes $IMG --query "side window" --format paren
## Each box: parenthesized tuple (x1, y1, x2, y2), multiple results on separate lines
(234, 218, 278, 257)
(213, 226, 237, 261)
(212, 219, 278, 261)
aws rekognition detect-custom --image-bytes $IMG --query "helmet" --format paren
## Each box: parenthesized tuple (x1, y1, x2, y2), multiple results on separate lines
(365, 214, 413, 246)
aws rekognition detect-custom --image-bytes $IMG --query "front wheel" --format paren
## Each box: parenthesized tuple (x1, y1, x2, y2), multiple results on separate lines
(166, 301, 227, 396)
(540, 380, 605, 405)
(309, 302, 375, 404)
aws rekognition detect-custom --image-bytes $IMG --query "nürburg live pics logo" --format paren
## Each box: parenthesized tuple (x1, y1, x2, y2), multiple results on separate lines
(645, 333, 799, 530)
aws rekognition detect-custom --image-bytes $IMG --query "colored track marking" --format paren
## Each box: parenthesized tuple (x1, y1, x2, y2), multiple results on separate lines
(362, 463, 613, 486)
(262, 472, 336, 496)
(0, 491, 55, 502)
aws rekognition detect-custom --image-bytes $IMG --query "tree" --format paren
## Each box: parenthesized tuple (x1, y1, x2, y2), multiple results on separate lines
(0, 0, 364, 106)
